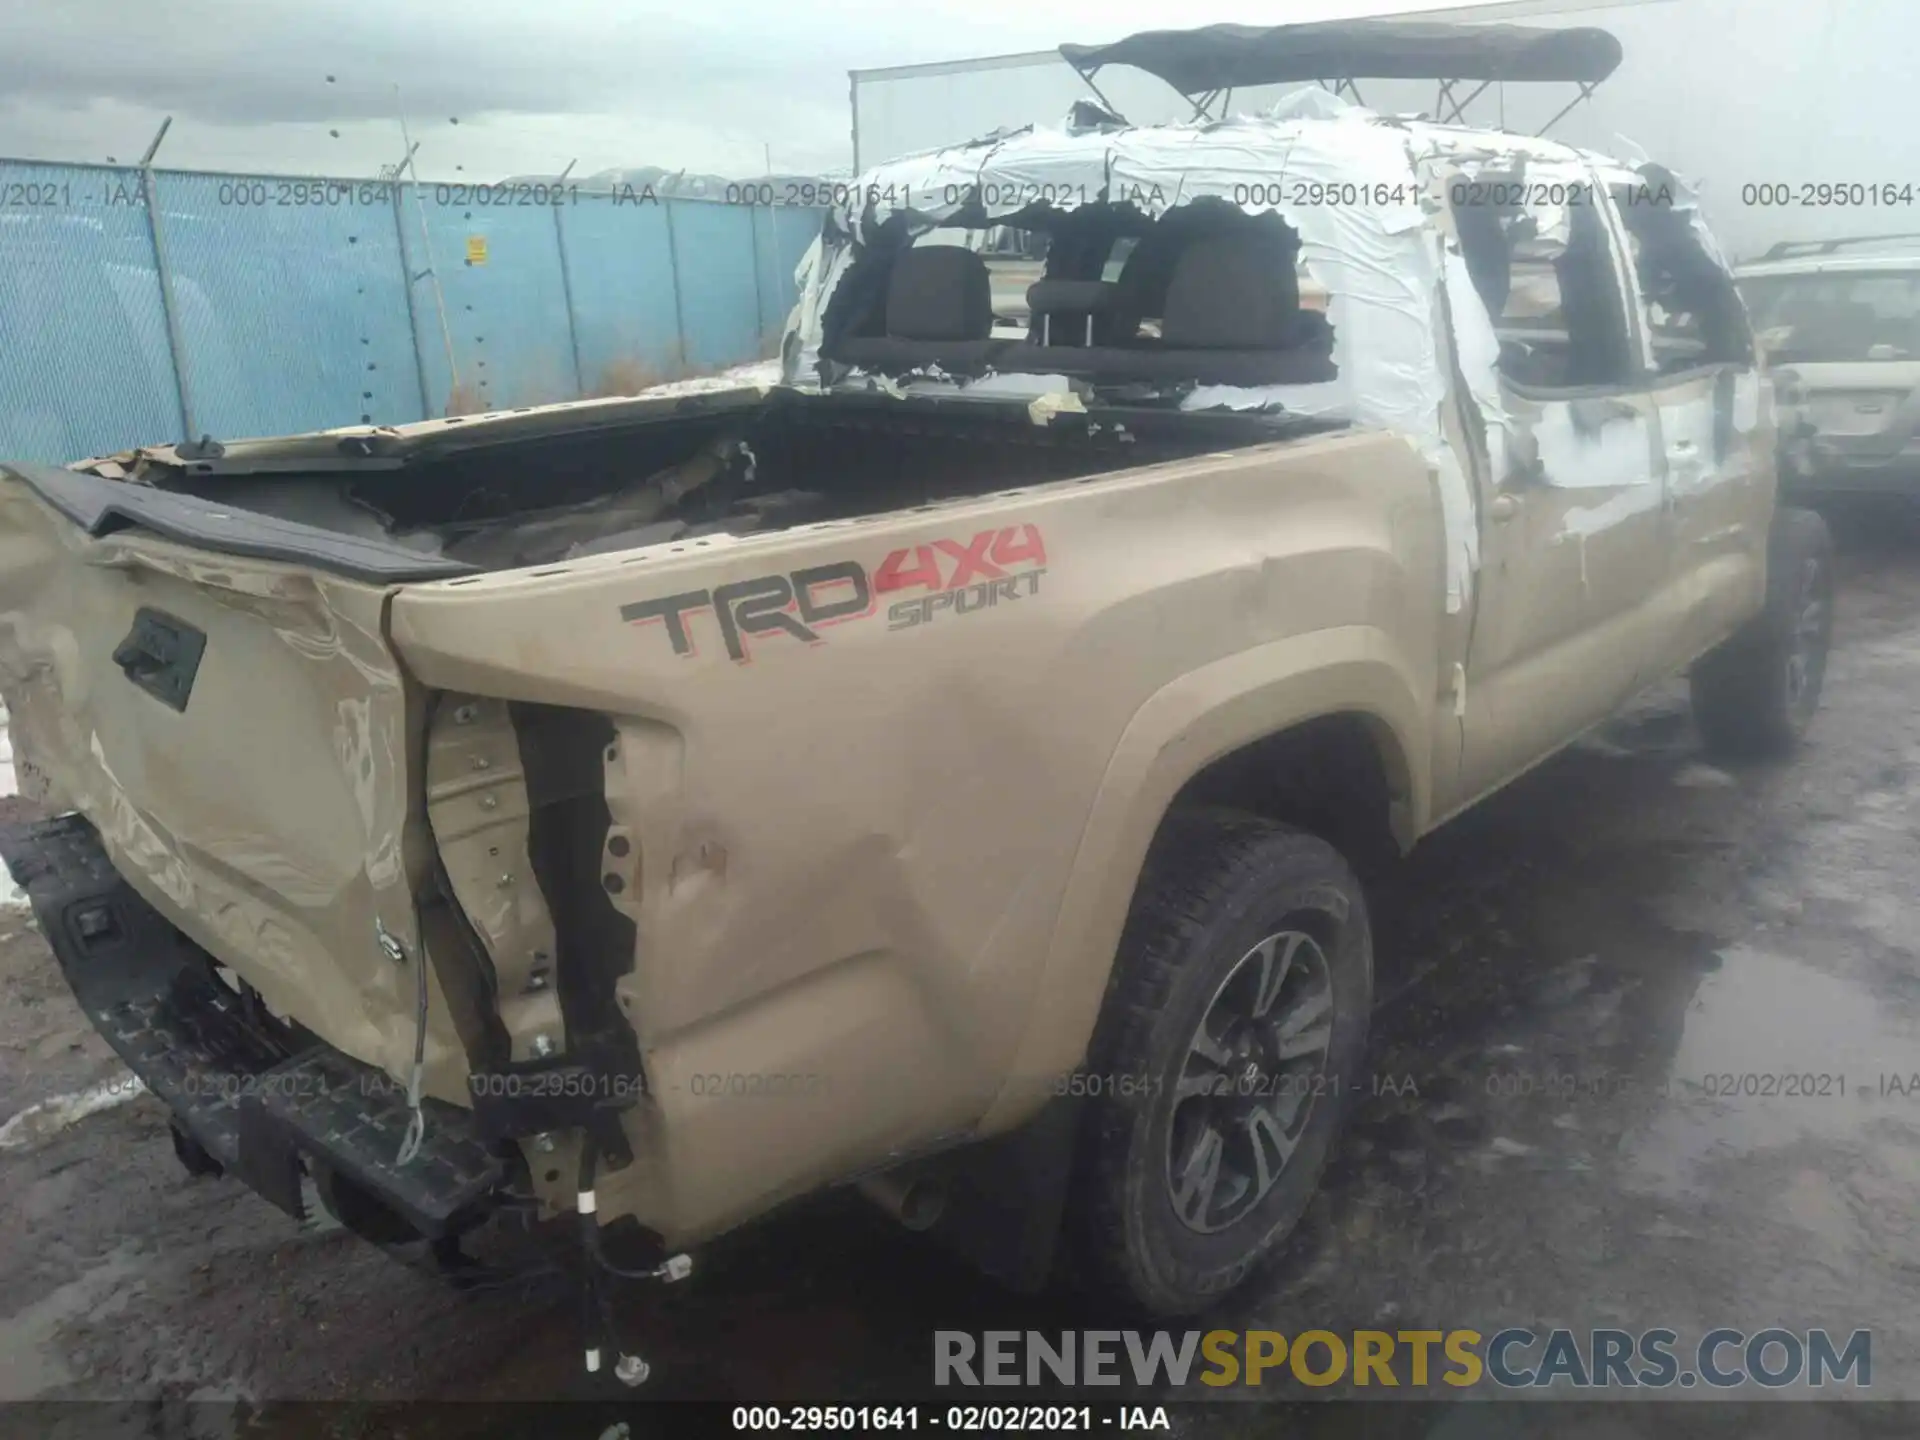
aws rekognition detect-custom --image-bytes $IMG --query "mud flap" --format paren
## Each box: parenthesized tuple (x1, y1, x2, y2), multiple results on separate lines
(0, 814, 506, 1239)
(883, 1096, 1080, 1294)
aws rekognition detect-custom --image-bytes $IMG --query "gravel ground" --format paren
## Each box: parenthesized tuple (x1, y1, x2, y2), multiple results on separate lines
(2, 506, 1919, 1436)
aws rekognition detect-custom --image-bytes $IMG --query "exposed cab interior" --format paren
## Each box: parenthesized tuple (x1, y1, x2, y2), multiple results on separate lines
(819, 199, 1339, 388)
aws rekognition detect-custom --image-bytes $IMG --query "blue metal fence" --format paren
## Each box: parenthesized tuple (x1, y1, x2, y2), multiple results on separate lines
(0, 158, 823, 463)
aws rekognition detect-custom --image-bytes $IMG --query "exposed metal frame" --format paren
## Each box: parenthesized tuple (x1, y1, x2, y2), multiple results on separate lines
(1535, 79, 1603, 136)
(847, 0, 1684, 171)
(1067, 48, 1592, 139)
(137, 117, 197, 441)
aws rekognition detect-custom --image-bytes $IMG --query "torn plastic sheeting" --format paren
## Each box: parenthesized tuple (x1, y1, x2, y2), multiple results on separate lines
(783, 232, 853, 383)
(1183, 378, 1352, 415)
(1441, 244, 1509, 487)
(1173, 213, 1475, 611)
(1534, 403, 1657, 491)
(889, 371, 1086, 407)
(0, 700, 18, 911)
(1026, 389, 1088, 425)
(832, 107, 1434, 243)
(797, 111, 1647, 613)
(1654, 164, 1736, 277)
(1260, 85, 1362, 123)
(948, 373, 1081, 400)
(1063, 98, 1127, 136)
(1611, 134, 1654, 170)
(831, 113, 1458, 600)
(1559, 480, 1664, 541)
(1659, 394, 1730, 496)
(1439, 153, 1594, 255)
(1732, 370, 1762, 434)
(852, 135, 1032, 236)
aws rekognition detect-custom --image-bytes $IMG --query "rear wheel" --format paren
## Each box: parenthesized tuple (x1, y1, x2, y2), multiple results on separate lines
(1069, 812, 1371, 1316)
(1691, 507, 1834, 758)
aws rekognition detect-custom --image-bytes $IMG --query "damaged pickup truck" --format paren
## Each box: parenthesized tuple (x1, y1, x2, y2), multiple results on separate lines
(0, 19, 1830, 1354)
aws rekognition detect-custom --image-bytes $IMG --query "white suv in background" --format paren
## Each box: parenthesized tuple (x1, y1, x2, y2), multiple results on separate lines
(1738, 236, 1920, 499)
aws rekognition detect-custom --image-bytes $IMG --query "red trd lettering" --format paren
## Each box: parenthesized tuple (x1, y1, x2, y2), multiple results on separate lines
(933, 531, 1006, 588)
(989, 524, 1047, 569)
(874, 544, 943, 594)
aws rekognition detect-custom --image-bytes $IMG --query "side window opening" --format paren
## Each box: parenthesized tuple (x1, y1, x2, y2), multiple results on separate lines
(1037, 202, 1333, 361)
(821, 200, 1339, 387)
(1454, 175, 1634, 391)
(1613, 177, 1753, 373)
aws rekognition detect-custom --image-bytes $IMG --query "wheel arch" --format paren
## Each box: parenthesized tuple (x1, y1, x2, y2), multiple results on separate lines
(974, 624, 1428, 1135)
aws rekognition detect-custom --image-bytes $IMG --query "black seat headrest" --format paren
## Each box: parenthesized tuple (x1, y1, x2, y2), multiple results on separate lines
(1160, 231, 1302, 349)
(886, 245, 993, 342)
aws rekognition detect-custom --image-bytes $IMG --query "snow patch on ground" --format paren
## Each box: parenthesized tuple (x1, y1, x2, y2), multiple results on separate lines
(0, 1074, 147, 1152)
(639, 358, 784, 398)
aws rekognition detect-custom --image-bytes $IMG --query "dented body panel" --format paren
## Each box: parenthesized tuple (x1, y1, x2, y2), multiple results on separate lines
(0, 483, 471, 1103)
(388, 429, 1444, 1237)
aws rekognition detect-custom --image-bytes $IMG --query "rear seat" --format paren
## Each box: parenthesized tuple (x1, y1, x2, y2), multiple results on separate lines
(832, 231, 1337, 386)
(1001, 231, 1337, 385)
(831, 245, 998, 372)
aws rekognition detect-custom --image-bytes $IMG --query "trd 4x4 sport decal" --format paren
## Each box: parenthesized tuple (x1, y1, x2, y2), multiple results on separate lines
(620, 524, 1047, 663)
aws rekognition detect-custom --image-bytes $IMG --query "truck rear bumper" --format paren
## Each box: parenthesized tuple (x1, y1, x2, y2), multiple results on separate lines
(0, 813, 505, 1239)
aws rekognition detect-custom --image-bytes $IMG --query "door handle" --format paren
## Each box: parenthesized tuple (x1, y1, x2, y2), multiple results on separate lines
(1489, 493, 1522, 522)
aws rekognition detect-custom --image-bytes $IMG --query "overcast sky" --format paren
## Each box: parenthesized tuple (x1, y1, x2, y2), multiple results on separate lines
(0, 0, 1474, 180)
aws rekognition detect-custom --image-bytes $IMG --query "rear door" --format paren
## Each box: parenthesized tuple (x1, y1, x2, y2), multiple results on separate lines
(1614, 183, 1772, 672)
(1454, 169, 1670, 801)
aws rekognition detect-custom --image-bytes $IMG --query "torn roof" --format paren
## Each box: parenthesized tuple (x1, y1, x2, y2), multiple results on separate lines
(804, 105, 1568, 619)
(792, 102, 1720, 619)
(831, 104, 1641, 247)
(1059, 21, 1624, 95)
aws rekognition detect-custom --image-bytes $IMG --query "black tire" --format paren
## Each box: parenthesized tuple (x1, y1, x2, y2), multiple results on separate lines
(1690, 507, 1835, 759)
(1069, 811, 1372, 1317)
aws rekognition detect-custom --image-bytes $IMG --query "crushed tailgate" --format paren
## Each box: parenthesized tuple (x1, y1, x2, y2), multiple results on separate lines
(0, 467, 470, 1101)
